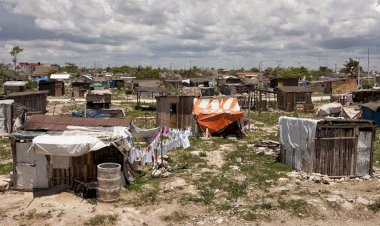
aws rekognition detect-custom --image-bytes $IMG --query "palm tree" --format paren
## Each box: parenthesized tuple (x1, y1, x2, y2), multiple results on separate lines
(10, 46, 24, 71)
(340, 58, 362, 77)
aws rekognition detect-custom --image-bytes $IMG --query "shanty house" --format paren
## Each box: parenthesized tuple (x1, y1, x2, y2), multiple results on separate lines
(39, 80, 65, 96)
(352, 90, 380, 103)
(11, 115, 131, 191)
(135, 86, 168, 109)
(183, 77, 212, 87)
(5, 91, 48, 114)
(109, 77, 125, 89)
(85, 89, 112, 109)
(279, 116, 376, 176)
(277, 86, 313, 112)
(361, 102, 380, 126)
(309, 78, 357, 94)
(3, 81, 27, 94)
(72, 81, 91, 98)
(155, 95, 195, 130)
(50, 73, 71, 80)
(270, 77, 299, 88)
(192, 97, 245, 138)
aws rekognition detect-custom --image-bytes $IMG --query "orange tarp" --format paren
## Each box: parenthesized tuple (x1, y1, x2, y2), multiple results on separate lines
(192, 97, 244, 134)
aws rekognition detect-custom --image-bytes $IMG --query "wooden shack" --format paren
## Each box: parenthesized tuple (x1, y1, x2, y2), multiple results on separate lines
(5, 91, 48, 113)
(155, 95, 195, 130)
(277, 86, 313, 112)
(39, 80, 65, 96)
(85, 89, 112, 109)
(135, 86, 168, 109)
(72, 81, 91, 98)
(352, 90, 380, 103)
(10, 115, 131, 191)
(3, 81, 27, 95)
(310, 78, 357, 94)
(270, 77, 299, 88)
(279, 117, 376, 177)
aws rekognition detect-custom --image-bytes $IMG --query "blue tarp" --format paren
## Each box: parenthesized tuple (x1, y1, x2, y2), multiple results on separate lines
(109, 80, 116, 88)
(362, 107, 380, 127)
(85, 109, 123, 118)
(33, 76, 49, 85)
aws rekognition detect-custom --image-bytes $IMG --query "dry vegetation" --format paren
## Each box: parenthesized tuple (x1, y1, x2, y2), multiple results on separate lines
(0, 99, 380, 225)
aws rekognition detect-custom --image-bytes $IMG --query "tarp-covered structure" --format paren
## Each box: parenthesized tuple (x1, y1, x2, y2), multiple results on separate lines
(316, 102, 360, 119)
(11, 125, 132, 191)
(361, 101, 380, 126)
(192, 97, 244, 136)
(279, 116, 375, 176)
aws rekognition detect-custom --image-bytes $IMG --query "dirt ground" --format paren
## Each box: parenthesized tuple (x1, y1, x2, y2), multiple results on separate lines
(0, 98, 380, 225)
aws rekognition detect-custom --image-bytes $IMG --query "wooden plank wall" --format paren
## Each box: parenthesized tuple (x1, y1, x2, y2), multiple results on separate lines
(72, 152, 97, 182)
(314, 126, 357, 176)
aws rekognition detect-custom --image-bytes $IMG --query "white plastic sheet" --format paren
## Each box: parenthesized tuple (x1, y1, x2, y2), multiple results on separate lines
(32, 135, 107, 156)
(316, 102, 342, 117)
(279, 116, 320, 171)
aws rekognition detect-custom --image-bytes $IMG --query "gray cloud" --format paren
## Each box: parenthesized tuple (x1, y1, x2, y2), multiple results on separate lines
(1, 0, 380, 70)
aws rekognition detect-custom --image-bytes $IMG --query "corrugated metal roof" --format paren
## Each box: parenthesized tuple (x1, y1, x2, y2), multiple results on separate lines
(5, 90, 49, 97)
(240, 77, 259, 85)
(87, 89, 112, 95)
(3, 81, 27, 86)
(277, 86, 313, 93)
(361, 101, 380, 112)
(22, 115, 130, 131)
(50, 73, 71, 79)
(135, 86, 168, 93)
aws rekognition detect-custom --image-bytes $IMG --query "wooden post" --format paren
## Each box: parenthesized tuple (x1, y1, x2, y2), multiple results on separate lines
(145, 112, 147, 128)
(160, 127, 164, 168)
(247, 91, 251, 130)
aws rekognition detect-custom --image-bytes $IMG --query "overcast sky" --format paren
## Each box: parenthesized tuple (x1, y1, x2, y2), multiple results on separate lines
(1, 0, 380, 70)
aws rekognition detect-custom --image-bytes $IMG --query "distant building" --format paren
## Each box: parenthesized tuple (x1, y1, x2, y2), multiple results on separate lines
(39, 80, 65, 96)
(50, 72, 71, 80)
(270, 77, 299, 88)
(19, 62, 40, 74)
(3, 81, 27, 95)
(155, 95, 196, 130)
(85, 89, 112, 109)
(33, 64, 59, 76)
(277, 86, 313, 112)
(309, 77, 357, 94)
(236, 72, 263, 79)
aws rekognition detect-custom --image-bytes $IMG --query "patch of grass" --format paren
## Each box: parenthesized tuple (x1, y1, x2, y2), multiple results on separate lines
(0, 162, 12, 175)
(243, 210, 260, 221)
(278, 199, 312, 218)
(224, 145, 292, 187)
(0, 138, 11, 161)
(161, 211, 189, 222)
(126, 109, 155, 118)
(374, 128, 380, 167)
(86, 198, 97, 205)
(171, 149, 205, 169)
(124, 179, 160, 207)
(84, 214, 118, 226)
(368, 198, 380, 212)
(13, 209, 53, 221)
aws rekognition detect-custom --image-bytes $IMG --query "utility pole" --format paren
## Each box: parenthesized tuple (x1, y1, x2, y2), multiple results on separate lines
(368, 48, 370, 78)
(358, 58, 361, 89)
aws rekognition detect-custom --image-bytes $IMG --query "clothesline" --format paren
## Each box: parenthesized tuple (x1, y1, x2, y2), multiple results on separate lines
(127, 126, 192, 166)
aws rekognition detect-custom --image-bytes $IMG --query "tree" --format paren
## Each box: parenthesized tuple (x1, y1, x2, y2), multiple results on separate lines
(250, 67, 260, 72)
(341, 58, 362, 77)
(61, 63, 79, 74)
(10, 46, 24, 71)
